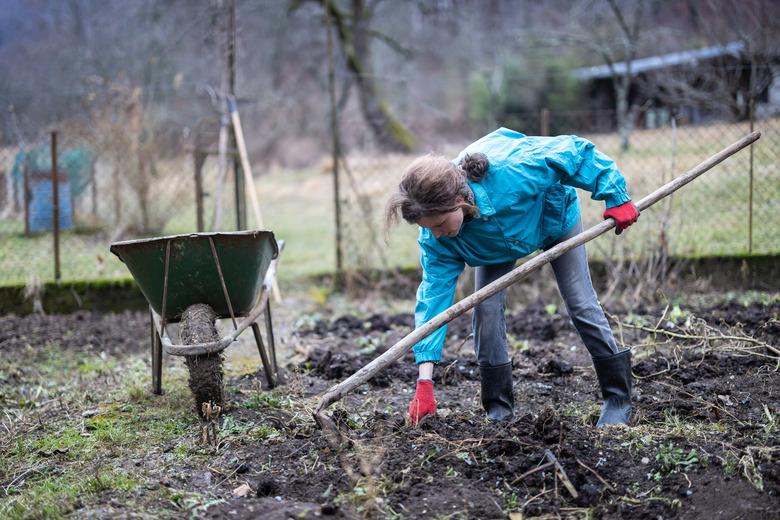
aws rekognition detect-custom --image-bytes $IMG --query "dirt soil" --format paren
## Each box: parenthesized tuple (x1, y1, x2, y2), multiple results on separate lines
(1, 296, 778, 519)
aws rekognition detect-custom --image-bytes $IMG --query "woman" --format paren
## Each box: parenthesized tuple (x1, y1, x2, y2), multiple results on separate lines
(385, 127, 638, 427)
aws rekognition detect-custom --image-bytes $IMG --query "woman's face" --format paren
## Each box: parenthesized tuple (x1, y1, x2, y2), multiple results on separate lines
(417, 208, 465, 239)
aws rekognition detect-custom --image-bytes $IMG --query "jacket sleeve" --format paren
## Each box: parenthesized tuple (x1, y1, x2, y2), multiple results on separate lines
(413, 232, 465, 364)
(548, 135, 632, 208)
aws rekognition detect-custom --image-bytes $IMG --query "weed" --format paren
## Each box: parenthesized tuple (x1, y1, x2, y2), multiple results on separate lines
(355, 334, 384, 355)
(455, 452, 473, 465)
(668, 304, 688, 325)
(619, 431, 655, 455)
(244, 390, 284, 409)
(760, 403, 776, 437)
(420, 445, 442, 467)
(219, 416, 254, 438)
(77, 353, 117, 376)
(507, 334, 530, 352)
(562, 401, 598, 426)
(253, 424, 282, 441)
(652, 442, 698, 480)
(623, 313, 648, 327)
(505, 492, 520, 511)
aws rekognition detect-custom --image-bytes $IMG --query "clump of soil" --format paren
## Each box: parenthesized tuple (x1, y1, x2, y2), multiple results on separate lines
(179, 303, 224, 418)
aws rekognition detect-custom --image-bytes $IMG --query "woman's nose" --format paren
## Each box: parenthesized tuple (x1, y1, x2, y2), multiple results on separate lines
(432, 229, 443, 238)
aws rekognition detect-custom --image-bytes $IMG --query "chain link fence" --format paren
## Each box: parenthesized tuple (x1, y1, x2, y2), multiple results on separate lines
(1, 109, 778, 287)
(0, 115, 241, 286)
(336, 110, 780, 278)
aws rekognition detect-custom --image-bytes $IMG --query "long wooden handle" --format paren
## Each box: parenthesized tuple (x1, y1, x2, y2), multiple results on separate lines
(314, 131, 761, 415)
(229, 97, 282, 302)
(228, 96, 264, 230)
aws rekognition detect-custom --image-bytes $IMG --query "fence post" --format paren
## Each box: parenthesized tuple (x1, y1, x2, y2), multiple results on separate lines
(748, 96, 754, 254)
(90, 161, 98, 221)
(325, 0, 344, 287)
(226, 0, 246, 231)
(51, 131, 61, 281)
(540, 108, 550, 136)
(194, 150, 206, 232)
(23, 159, 30, 236)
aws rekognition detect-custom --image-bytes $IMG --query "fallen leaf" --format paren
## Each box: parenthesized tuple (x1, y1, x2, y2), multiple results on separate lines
(232, 483, 252, 497)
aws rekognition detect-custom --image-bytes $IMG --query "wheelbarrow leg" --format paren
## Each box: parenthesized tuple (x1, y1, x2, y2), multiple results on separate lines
(251, 322, 276, 389)
(264, 300, 278, 376)
(150, 309, 163, 395)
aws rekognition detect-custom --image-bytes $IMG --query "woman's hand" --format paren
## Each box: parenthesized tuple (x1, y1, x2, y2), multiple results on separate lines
(408, 379, 437, 426)
(603, 201, 639, 235)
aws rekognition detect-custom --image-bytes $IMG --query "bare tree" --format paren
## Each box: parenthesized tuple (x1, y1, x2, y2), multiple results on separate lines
(644, 0, 780, 121)
(545, 0, 648, 150)
(291, 0, 416, 152)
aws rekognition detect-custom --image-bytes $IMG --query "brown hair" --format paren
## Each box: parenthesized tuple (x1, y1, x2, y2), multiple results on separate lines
(384, 152, 489, 232)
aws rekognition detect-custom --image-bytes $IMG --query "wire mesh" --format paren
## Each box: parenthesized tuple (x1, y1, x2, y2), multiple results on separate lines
(0, 110, 777, 287)
(338, 110, 780, 278)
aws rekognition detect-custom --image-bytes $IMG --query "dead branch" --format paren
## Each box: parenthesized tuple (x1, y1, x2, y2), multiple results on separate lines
(509, 461, 555, 486)
(545, 449, 579, 499)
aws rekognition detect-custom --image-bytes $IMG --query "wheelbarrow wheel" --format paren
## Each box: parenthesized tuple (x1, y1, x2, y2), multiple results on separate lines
(179, 303, 224, 418)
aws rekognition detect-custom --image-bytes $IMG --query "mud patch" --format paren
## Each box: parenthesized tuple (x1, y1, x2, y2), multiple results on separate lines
(180, 304, 224, 418)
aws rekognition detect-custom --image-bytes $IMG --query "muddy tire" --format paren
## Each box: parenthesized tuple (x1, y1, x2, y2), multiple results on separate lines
(179, 304, 224, 418)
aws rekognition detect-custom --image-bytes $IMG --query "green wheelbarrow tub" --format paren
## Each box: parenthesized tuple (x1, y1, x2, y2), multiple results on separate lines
(110, 230, 278, 322)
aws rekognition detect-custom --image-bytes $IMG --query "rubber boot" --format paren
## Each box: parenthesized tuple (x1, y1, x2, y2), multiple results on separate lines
(479, 362, 514, 422)
(592, 349, 632, 427)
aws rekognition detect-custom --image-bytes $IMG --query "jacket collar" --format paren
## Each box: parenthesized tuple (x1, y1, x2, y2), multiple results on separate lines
(467, 180, 496, 217)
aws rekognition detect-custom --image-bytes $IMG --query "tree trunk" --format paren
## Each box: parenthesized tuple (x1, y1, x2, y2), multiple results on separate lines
(615, 80, 631, 151)
(324, 0, 414, 152)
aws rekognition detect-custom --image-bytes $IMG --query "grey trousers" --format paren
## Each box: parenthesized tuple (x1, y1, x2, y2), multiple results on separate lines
(472, 220, 618, 366)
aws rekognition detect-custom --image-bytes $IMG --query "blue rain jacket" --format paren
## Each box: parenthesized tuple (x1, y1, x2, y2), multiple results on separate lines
(413, 128, 632, 364)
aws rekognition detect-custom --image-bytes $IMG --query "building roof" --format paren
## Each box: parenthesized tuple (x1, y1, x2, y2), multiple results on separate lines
(572, 41, 745, 80)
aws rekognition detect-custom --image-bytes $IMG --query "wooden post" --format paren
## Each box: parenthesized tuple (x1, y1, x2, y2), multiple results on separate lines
(23, 160, 29, 236)
(227, 0, 245, 231)
(194, 150, 206, 232)
(90, 160, 97, 221)
(325, 0, 343, 286)
(113, 163, 122, 227)
(51, 131, 61, 281)
(540, 108, 550, 136)
(228, 97, 265, 229)
(748, 89, 755, 254)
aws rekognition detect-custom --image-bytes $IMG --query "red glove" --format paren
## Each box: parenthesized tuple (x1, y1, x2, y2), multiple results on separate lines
(603, 201, 639, 235)
(408, 379, 436, 426)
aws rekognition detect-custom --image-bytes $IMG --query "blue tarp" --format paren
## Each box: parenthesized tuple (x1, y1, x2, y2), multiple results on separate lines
(11, 144, 95, 207)
(28, 176, 73, 232)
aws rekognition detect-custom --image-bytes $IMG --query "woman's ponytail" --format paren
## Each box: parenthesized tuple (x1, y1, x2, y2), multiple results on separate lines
(459, 153, 489, 182)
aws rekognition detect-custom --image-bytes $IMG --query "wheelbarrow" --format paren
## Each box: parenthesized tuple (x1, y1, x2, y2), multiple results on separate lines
(110, 230, 283, 418)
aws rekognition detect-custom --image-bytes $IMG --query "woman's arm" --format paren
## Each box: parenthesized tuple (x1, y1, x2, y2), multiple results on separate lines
(546, 135, 632, 208)
(407, 233, 464, 425)
(418, 362, 434, 379)
(412, 233, 465, 365)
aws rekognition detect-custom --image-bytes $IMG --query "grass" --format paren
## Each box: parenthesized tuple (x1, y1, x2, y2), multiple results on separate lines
(1, 118, 778, 286)
(0, 344, 203, 519)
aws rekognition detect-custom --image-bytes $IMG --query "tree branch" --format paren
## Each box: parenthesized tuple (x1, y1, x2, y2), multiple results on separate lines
(365, 29, 414, 58)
